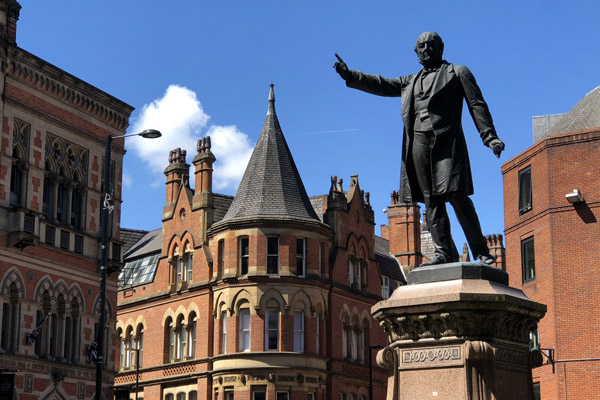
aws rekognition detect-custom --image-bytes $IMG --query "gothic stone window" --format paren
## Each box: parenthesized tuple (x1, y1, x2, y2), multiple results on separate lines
(9, 119, 30, 207)
(43, 134, 88, 231)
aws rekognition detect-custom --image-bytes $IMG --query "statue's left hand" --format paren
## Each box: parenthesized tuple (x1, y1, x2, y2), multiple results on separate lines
(489, 139, 505, 158)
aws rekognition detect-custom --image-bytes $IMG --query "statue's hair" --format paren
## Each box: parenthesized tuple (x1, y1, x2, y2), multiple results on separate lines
(414, 32, 444, 54)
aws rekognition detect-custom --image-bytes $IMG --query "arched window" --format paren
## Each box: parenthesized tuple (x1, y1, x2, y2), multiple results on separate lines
(187, 312, 197, 359)
(239, 307, 251, 352)
(171, 245, 193, 289)
(1, 283, 20, 353)
(264, 300, 279, 351)
(62, 297, 81, 362)
(342, 314, 350, 359)
(34, 289, 57, 358)
(350, 316, 359, 360)
(9, 119, 30, 207)
(220, 308, 227, 354)
(293, 309, 304, 353)
(164, 317, 173, 363)
(136, 324, 144, 368)
(43, 134, 89, 230)
(173, 315, 185, 361)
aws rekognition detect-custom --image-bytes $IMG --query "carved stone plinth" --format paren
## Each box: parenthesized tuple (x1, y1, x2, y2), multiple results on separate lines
(372, 263, 546, 400)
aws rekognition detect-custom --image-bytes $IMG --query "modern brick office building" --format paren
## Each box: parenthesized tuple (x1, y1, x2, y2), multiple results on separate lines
(115, 86, 405, 400)
(502, 86, 600, 399)
(0, 1, 134, 398)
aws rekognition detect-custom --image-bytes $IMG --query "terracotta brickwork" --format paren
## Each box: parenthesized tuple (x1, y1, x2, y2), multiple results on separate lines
(117, 110, 390, 398)
(0, 2, 134, 399)
(502, 126, 600, 399)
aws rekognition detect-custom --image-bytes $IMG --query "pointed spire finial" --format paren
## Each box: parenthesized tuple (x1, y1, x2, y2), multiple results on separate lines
(268, 83, 276, 115)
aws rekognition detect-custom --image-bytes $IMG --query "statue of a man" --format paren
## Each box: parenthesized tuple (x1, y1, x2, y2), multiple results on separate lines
(334, 31, 505, 266)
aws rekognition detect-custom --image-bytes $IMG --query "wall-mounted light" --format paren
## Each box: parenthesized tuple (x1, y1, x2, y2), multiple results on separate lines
(565, 189, 584, 204)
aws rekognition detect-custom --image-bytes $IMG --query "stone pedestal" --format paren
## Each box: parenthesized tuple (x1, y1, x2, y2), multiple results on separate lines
(372, 263, 546, 400)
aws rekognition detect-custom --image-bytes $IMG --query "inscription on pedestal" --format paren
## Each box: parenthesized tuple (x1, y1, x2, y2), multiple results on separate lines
(402, 346, 461, 364)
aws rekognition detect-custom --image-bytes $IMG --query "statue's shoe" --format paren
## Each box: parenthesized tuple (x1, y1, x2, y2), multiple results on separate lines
(477, 254, 496, 264)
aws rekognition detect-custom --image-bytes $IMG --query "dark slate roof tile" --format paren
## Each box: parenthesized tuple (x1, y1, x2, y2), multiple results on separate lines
(220, 85, 319, 223)
(548, 86, 600, 134)
(124, 228, 162, 260)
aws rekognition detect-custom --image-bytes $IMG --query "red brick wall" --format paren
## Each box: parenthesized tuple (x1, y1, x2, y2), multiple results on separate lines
(503, 128, 600, 399)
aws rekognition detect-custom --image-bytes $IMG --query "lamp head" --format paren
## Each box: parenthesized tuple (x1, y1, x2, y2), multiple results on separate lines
(139, 129, 162, 139)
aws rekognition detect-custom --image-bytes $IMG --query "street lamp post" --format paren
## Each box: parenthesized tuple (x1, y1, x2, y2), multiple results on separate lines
(369, 344, 384, 400)
(95, 129, 161, 400)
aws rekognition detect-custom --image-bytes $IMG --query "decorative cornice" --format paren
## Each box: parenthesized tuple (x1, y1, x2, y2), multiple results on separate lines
(6, 47, 134, 130)
(378, 310, 539, 344)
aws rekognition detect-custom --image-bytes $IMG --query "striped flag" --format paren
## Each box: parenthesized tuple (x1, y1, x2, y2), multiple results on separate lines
(86, 340, 98, 364)
(25, 314, 49, 344)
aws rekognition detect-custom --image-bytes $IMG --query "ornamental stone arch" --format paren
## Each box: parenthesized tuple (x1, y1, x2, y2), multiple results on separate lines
(357, 386, 369, 399)
(34, 276, 55, 306)
(231, 289, 255, 315)
(115, 319, 126, 333)
(258, 288, 286, 315)
(360, 309, 372, 329)
(339, 303, 351, 321)
(213, 291, 228, 318)
(92, 296, 113, 320)
(166, 234, 182, 259)
(67, 284, 85, 312)
(180, 231, 196, 251)
(54, 279, 68, 300)
(1, 267, 25, 299)
(289, 289, 313, 316)
(134, 315, 147, 330)
(185, 303, 200, 324)
(162, 308, 177, 327)
(174, 304, 187, 320)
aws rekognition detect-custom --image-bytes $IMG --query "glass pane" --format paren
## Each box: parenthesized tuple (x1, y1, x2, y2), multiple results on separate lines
(267, 256, 278, 274)
(267, 237, 279, 254)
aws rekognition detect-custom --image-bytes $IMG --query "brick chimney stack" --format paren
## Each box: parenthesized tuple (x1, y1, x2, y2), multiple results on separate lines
(386, 191, 422, 276)
(192, 136, 215, 241)
(0, 1, 21, 42)
(163, 147, 189, 220)
(485, 234, 506, 271)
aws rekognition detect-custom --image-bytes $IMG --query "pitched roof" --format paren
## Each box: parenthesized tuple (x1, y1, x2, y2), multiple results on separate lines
(120, 228, 149, 255)
(374, 235, 407, 284)
(124, 228, 162, 260)
(219, 85, 319, 223)
(548, 86, 600, 135)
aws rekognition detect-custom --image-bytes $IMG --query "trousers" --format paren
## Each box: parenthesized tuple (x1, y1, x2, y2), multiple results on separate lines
(412, 130, 489, 261)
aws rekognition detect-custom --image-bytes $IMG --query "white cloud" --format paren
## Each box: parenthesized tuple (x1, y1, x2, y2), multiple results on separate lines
(127, 84, 254, 192)
(207, 125, 254, 191)
(122, 171, 133, 189)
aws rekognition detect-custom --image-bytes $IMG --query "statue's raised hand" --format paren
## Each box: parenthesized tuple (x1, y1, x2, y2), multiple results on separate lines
(489, 138, 505, 158)
(333, 53, 351, 81)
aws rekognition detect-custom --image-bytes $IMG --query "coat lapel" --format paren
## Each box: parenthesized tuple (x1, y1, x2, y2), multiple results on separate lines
(401, 71, 422, 126)
(431, 61, 453, 99)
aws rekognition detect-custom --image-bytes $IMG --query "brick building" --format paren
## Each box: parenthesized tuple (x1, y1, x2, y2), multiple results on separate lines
(0, 1, 134, 398)
(115, 86, 404, 400)
(502, 86, 600, 399)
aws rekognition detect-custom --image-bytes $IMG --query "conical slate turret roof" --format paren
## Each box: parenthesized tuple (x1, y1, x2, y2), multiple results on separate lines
(220, 85, 319, 222)
(548, 86, 600, 135)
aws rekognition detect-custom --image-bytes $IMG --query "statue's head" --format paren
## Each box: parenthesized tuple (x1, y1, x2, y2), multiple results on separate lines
(414, 32, 444, 68)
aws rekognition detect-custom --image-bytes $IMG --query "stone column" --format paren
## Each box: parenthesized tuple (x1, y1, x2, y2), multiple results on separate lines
(372, 263, 546, 400)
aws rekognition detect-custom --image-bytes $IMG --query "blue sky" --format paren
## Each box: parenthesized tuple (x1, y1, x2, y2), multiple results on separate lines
(17, 1, 600, 253)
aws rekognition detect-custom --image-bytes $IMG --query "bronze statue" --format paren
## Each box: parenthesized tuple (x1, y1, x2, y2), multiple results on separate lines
(334, 32, 505, 266)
